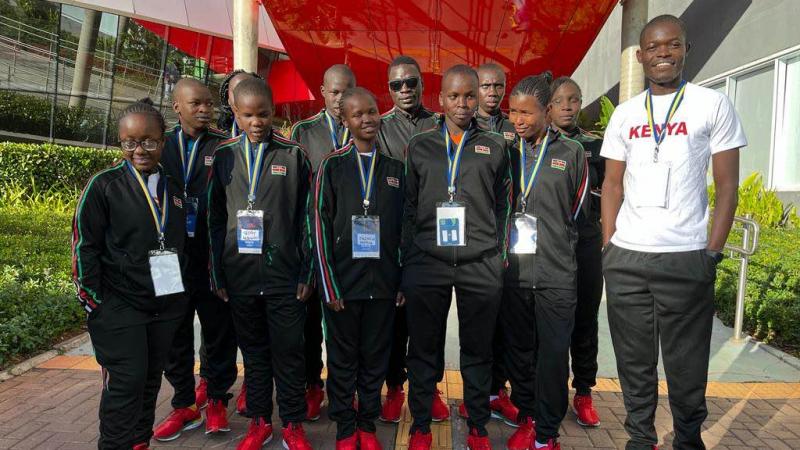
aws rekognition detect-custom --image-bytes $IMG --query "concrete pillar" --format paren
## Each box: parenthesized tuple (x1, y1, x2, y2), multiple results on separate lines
(69, 8, 102, 108)
(619, 0, 648, 102)
(233, 0, 259, 72)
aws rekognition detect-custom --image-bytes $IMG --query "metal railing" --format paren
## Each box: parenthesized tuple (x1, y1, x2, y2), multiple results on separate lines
(724, 214, 761, 342)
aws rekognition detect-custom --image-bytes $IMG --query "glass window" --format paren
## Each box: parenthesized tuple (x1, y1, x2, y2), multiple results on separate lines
(732, 66, 775, 183)
(774, 56, 800, 190)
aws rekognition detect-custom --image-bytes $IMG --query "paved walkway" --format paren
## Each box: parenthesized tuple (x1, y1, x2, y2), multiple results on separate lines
(1, 298, 799, 449)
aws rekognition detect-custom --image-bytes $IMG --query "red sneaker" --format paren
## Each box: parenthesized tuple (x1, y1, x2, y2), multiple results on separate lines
(153, 406, 202, 441)
(236, 383, 247, 416)
(335, 433, 358, 450)
(379, 386, 405, 423)
(305, 385, 324, 421)
(195, 377, 208, 409)
(506, 417, 535, 450)
(205, 399, 231, 434)
(431, 390, 449, 422)
(458, 402, 468, 418)
(572, 394, 600, 427)
(132, 443, 150, 450)
(466, 428, 492, 450)
(534, 438, 560, 450)
(236, 418, 273, 450)
(490, 389, 520, 427)
(408, 430, 432, 450)
(358, 429, 382, 450)
(282, 422, 313, 450)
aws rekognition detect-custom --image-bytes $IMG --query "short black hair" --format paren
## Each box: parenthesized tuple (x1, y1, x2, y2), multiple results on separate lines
(477, 63, 506, 81)
(388, 55, 421, 77)
(441, 64, 479, 90)
(119, 97, 166, 134)
(218, 70, 263, 130)
(550, 76, 582, 99)
(640, 14, 688, 44)
(324, 64, 356, 86)
(510, 71, 554, 108)
(339, 87, 377, 118)
(233, 78, 273, 106)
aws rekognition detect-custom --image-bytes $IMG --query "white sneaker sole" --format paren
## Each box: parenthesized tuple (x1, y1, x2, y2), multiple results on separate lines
(153, 416, 204, 442)
(490, 410, 520, 428)
(572, 406, 600, 428)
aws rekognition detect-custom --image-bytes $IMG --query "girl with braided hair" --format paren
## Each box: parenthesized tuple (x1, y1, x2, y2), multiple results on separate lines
(218, 69, 263, 137)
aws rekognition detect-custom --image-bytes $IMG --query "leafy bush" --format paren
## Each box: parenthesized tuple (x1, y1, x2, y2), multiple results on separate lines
(715, 227, 800, 354)
(593, 95, 616, 134)
(0, 142, 119, 191)
(0, 184, 82, 368)
(0, 90, 109, 143)
(709, 172, 799, 228)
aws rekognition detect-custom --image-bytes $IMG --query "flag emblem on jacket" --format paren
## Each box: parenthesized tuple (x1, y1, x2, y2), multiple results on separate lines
(387, 176, 400, 188)
(173, 196, 183, 208)
(271, 165, 287, 176)
(551, 159, 567, 171)
(204, 155, 214, 166)
(503, 132, 515, 141)
(474, 145, 491, 155)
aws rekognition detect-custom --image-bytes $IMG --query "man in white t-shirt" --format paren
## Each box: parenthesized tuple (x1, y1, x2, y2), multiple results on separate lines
(600, 14, 746, 450)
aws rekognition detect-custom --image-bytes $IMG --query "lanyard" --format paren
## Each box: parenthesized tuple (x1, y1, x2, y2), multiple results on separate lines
(442, 124, 470, 201)
(177, 129, 203, 189)
(126, 161, 168, 249)
(324, 111, 349, 149)
(231, 121, 239, 138)
(645, 80, 687, 162)
(518, 133, 550, 211)
(242, 136, 267, 208)
(354, 145, 377, 213)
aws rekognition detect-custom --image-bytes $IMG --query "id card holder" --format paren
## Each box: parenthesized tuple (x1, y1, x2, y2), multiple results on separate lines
(632, 162, 671, 208)
(148, 248, 184, 297)
(185, 196, 199, 237)
(436, 201, 466, 247)
(510, 213, 538, 254)
(237, 209, 264, 254)
(352, 215, 380, 259)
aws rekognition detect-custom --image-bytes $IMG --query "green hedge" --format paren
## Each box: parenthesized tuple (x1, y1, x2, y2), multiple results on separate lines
(0, 142, 119, 190)
(715, 227, 800, 354)
(0, 90, 109, 143)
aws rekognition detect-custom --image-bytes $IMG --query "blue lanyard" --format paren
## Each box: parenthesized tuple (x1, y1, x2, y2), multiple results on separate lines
(518, 133, 550, 210)
(242, 135, 267, 207)
(442, 124, 470, 201)
(324, 111, 349, 150)
(645, 80, 687, 162)
(177, 129, 203, 189)
(126, 161, 168, 248)
(354, 145, 377, 211)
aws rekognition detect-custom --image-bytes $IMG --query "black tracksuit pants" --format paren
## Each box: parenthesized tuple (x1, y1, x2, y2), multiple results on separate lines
(324, 299, 395, 439)
(385, 305, 408, 388)
(88, 294, 185, 449)
(571, 233, 603, 395)
(603, 244, 716, 450)
(164, 279, 238, 407)
(501, 287, 576, 441)
(404, 251, 503, 435)
(230, 294, 308, 425)
(305, 290, 325, 388)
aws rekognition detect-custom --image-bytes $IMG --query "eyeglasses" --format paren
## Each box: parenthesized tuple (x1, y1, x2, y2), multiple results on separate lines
(120, 139, 161, 152)
(388, 77, 420, 92)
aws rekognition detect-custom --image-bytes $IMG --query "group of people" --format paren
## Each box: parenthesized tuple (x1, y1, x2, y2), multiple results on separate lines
(72, 14, 745, 450)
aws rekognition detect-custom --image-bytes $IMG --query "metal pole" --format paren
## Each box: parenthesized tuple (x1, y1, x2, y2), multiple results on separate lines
(732, 213, 752, 342)
(48, 4, 63, 143)
(619, 0, 647, 102)
(233, 0, 259, 72)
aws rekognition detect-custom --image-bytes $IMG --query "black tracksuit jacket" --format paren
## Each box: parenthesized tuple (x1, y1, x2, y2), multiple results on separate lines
(72, 161, 187, 314)
(401, 118, 513, 267)
(314, 143, 405, 302)
(504, 129, 590, 290)
(161, 125, 229, 283)
(207, 132, 314, 296)
(566, 128, 604, 241)
(290, 109, 348, 171)
(475, 110, 516, 142)
(378, 106, 439, 160)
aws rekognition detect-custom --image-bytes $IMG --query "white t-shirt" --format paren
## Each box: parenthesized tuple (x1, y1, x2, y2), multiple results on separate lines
(600, 82, 747, 253)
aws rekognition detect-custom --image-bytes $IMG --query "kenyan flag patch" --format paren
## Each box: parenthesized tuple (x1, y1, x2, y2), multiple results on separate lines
(550, 158, 567, 171)
(271, 165, 287, 176)
(503, 132, 515, 141)
(474, 145, 491, 155)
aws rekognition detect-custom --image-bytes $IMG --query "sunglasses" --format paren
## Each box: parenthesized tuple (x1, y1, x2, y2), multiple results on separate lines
(388, 76, 420, 92)
(120, 139, 161, 152)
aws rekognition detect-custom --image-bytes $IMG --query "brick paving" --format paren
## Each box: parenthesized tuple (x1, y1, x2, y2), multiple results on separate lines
(1, 362, 799, 449)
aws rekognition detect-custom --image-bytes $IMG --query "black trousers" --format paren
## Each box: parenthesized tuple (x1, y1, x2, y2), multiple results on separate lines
(164, 280, 238, 407)
(88, 294, 185, 449)
(230, 294, 308, 425)
(571, 233, 603, 395)
(305, 290, 325, 388)
(324, 299, 395, 439)
(603, 244, 716, 450)
(502, 287, 576, 441)
(385, 305, 408, 388)
(490, 317, 508, 393)
(404, 251, 502, 435)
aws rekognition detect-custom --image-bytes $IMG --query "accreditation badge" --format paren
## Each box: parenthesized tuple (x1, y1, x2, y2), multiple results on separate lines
(436, 201, 466, 247)
(237, 209, 265, 254)
(631, 162, 671, 208)
(352, 215, 380, 259)
(510, 213, 538, 254)
(148, 248, 184, 296)
(185, 196, 199, 237)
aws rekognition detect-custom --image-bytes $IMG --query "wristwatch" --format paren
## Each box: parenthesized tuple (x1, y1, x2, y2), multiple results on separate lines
(706, 249, 724, 264)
